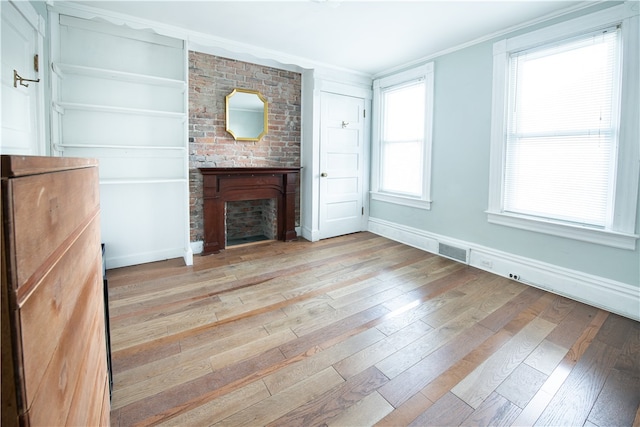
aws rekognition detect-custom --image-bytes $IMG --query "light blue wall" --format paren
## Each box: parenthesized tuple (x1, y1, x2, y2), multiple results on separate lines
(370, 3, 639, 287)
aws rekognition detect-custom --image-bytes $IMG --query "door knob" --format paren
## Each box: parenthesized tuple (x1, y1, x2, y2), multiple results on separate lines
(321, 172, 328, 177)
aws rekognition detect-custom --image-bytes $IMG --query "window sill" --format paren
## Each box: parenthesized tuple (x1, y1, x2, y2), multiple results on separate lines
(371, 191, 432, 210)
(487, 211, 638, 250)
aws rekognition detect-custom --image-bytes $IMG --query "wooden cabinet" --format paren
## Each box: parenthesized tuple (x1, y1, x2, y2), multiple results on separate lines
(1, 155, 110, 426)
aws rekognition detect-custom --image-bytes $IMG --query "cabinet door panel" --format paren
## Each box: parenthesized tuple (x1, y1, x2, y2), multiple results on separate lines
(19, 216, 103, 413)
(8, 167, 99, 291)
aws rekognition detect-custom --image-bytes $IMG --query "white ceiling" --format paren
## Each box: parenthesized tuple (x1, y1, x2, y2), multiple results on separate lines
(70, 0, 598, 76)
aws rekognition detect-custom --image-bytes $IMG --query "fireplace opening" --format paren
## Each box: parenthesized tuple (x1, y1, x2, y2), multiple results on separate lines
(225, 199, 277, 247)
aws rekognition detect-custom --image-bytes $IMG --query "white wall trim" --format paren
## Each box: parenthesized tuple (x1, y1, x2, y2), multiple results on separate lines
(371, 192, 432, 210)
(487, 212, 638, 250)
(106, 247, 189, 270)
(300, 226, 320, 243)
(371, 62, 435, 208)
(368, 217, 639, 321)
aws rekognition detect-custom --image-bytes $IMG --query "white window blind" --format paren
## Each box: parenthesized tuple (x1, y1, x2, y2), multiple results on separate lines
(380, 80, 426, 196)
(504, 27, 620, 228)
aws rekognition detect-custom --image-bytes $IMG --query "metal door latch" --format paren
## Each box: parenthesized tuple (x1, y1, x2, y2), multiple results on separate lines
(14, 70, 40, 88)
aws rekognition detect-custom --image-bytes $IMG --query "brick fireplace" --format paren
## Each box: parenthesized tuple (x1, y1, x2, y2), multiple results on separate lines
(188, 52, 301, 249)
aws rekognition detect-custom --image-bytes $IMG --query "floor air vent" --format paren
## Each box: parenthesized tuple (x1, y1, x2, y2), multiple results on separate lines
(438, 242, 467, 263)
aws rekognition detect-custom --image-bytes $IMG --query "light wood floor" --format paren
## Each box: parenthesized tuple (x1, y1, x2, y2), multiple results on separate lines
(107, 232, 640, 427)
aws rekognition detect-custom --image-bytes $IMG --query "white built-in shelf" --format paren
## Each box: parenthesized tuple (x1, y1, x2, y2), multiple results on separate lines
(52, 62, 186, 90)
(55, 143, 186, 151)
(53, 101, 186, 119)
(100, 178, 187, 185)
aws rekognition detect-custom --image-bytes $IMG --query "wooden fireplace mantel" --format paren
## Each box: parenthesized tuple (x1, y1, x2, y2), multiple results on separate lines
(199, 167, 300, 254)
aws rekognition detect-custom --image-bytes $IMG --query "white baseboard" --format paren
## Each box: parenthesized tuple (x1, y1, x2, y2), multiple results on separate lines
(183, 246, 194, 266)
(300, 226, 320, 242)
(191, 240, 204, 255)
(105, 247, 190, 269)
(368, 217, 639, 321)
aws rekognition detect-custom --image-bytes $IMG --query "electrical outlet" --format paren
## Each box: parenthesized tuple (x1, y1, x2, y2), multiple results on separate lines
(509, 273, 520, 280)
(480, 260, 493, 269)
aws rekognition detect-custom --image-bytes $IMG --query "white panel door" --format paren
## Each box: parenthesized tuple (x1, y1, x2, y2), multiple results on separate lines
(319, 92, 366, 239)
(1, 1, 42, 155)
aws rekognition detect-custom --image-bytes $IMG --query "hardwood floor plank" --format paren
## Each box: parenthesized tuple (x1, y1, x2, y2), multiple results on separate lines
(118, 347, 286, 426)
(208, 329, 296, 371)
(211, 367, 345, 427)
(419, 291, 555, 405)
(545, 302, 601, 349)
(382, 268, 480, 312)
(110, 294, 221, 327)
(461, 391, 522, 427)
(495, 363, 547, 408)
(420, 329, 513, 403)
(377, 323, 494, 408)
(334, 318, 433, 379)
(376, 307, 490, 379)
(374, 392, 434, 427)
(154, 380, 270, 427)
(539, 295, 576, 324)
(534, 339, 621, 426)
(408, 392, 473, 427)
(588, 368, 640, 427)
(263, 302, 336, 335)
(263, 327, 385, 395)
(588, 320, 640, 427)
(451, 317, 556, 409)
(177, 308, 286, 353)
(324, 391, 394, 427)
(280, 304, 391, 358)
(523, 339, 569, 376)
(113, 326, 269, 390)
(478, 286, 546, 332)
(420, 276, 524, 328)
(512, 308, 610, 426)
(265, 366, 389, 427)
(111, 340, 181, 374)
(112, 357, 213, 410)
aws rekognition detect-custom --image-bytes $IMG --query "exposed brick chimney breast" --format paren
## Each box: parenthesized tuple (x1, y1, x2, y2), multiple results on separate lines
(188, 52, 301, 243)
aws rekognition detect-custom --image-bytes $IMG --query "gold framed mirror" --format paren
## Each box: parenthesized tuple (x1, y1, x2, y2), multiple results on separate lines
(225, 89, 268, 141)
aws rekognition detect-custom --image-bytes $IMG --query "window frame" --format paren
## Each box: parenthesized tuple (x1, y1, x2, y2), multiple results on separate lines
(372, 63, 434, 210)
(487, 3, 639, 250)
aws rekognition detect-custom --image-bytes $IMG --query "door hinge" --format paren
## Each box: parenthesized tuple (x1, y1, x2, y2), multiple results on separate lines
(34, 55, 39, 72)
(363, 109, 366, 118)
(362, 207, 364, 215)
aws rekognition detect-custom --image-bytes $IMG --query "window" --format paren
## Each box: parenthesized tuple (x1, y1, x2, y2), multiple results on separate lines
(372, 63, 434, 209)
(488, 4, 639, 249)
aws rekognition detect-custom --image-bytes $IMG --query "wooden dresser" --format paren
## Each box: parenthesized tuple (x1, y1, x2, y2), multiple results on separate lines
(1, 155, 110, 426)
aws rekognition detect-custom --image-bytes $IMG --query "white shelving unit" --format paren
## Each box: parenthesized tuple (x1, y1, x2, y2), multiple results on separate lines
(51, 12, 192, 268)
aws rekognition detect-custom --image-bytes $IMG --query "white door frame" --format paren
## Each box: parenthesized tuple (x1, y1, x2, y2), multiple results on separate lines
(300, 75, 372, 242)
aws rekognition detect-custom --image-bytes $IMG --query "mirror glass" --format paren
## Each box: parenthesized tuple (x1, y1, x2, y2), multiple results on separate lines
(225, 89, 268, 141)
